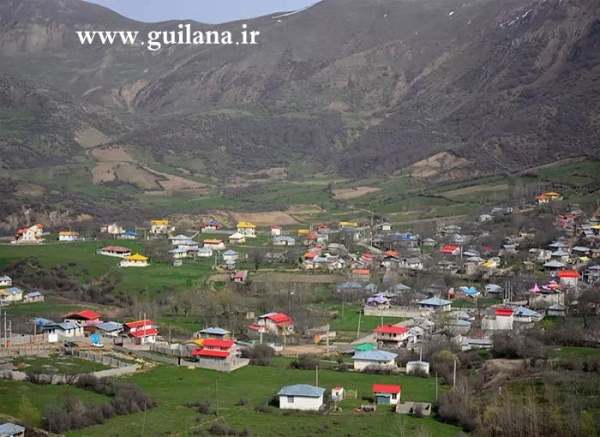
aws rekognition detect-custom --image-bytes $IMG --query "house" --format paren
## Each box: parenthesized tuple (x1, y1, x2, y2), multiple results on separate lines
(196, 247, 213, 258)
(273, 236, 295, 246)
(277, 384, 326, 411)
(512, 307, 543, 324)
(223, 250, 239, 262)
(150, 219, 171, 234)
(97, 246, 132, 258)
(479, 214, 493, 222)
(58, 231, 79, 241)
(373, 384, 401, 406)
(169, 234, 192, 246)
(191, 338, 237, 360)
(233, 270, 248, 284)
(64, 310, 101, 325)
(203, 220, 220, 231)
(460, 338, 493, 352)
(23, 291, 44, 303)
(445, 319, 472, 335)
(546, 304, 567, 317)
(332, 387, 344, 402)
(340, 221, 359, 228)
(13, 224, 44, 243)
(351, 269, 371, 282)
(353, 350, 398, 371)
(236, 222, 256, 237)
(0, 276, 12, 287)
(169, 248, 188, 259)
(401, 257, 424, 270)
(124, 320, 158, 345)
(96, 321, 124, 337)
(250, 312, 294, 336)
(536, 191, 562, 204)
(120, 253, 149, 267)
(118, 230, 138, 240)
(419, 297, 452, 312)
(381, 223, 391, 231)
(271, 226, 282, 236)
(229, 232, 246, 244)
(203, 239, 226, 250)
(40, 322, 84, 342)
(0, 287, 23, 303)
(440, 245, 460, 255)
(264, 252, 287, 263)
(557, 270, 580, 286)
(406, 361, 430, 376)
(196, 327, 231, 340)
(544, 260, 566, 271)
(102, 223, 125, 236)
(482, 308, 514, 330)
(373, 325, 410, 348)
(0, 422, 25, 437)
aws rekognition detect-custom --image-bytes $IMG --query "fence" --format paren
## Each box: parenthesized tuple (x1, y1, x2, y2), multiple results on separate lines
(363, 307, 431, 318)
(69, 350, 132, 368)
(0, 345, 54, 357)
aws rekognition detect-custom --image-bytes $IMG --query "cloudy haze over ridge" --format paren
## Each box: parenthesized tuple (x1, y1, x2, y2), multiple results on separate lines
(87, 0, 319, 23)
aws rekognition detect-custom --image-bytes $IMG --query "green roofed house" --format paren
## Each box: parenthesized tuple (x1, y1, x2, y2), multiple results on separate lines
(353, 343, 376, 352)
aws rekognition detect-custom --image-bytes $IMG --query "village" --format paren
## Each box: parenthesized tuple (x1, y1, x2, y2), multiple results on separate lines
(0, 190, 599, 435)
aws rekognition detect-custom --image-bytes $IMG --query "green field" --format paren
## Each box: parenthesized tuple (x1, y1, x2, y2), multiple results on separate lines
(63, 364, 458, 437)
(11, 354, 112, 374)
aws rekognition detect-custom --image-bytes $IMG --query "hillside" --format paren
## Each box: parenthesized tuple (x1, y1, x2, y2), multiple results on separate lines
(0, 0, 598, 212)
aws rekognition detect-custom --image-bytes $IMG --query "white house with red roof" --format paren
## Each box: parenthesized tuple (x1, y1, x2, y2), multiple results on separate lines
(271, 226, 282, 236)
(124, 319, 158, 345)
(373, 325, 410, 348)
(482, 308, 514, 331)
(249, 312, 294, 336)
(97, 246, 132, 258)
(64, 310, 102, 330)
(373, 384, 401, 405)
(440, 245, 461, 256)
(557, 269, 580, 287)
(192, 338, 236, 360)
(13, 224, 44, 244)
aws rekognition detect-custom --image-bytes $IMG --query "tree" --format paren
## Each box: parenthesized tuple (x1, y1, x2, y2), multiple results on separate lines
(18, 395, 42, 428)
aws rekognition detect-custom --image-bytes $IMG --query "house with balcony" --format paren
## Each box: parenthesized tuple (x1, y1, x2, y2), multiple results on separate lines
(236, 222, 256, 237)
(248, 312, 294, 336)
(373, 325, 410, 348)
(124, 319, 158, 345)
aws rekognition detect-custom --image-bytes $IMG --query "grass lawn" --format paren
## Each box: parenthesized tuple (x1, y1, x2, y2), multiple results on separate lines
(11, 354, 112, 374)
(0, 379, 108, 420)
(68, 364, 458, 437)
(316, 303, 406, 338)
(547, 346, 600, 359)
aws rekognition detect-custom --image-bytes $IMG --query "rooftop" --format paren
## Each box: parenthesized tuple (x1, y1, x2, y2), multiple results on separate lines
(277, 384, 325, 398)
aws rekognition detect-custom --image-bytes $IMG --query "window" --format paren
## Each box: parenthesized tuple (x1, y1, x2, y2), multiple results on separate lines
(392, 394, 397, 400)
(287, 396, 294, 403)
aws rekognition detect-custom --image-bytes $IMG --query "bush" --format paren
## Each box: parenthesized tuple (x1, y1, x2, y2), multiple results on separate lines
(242, 344, 275, 366)
(254, 404, 271, 413)
(235, 398, 248, 406)
(289, 354, 319, 370)
(362, 365, 395, 375)
(209, 420, 240, 436)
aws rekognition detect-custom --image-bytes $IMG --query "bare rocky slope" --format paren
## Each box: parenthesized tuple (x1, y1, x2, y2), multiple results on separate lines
(0, 0, 598, 181)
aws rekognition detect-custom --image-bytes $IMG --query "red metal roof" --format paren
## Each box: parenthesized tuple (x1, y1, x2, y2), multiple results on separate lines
(264, 313, 293, 324)
(440, 245, 459, 254)
(248, 324, 261, 331)
(373, 325, 409, 334)
(202, 339, 234, 348)
(385, 250, 400, 257)
(373, 384, 401, 394)
(192, 349, 230, 358)
(304, 252, 317, 259)
(125, 320, 155, 328)
(128, 328, 158, 338)
(64, 310, 101, 320)
(557, 270, 580, 278)
(352, 269, 370, 275)
(495, 308, 514, 317)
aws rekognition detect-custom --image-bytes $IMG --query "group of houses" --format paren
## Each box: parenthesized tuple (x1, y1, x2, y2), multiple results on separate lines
(0, 274, 43, 306)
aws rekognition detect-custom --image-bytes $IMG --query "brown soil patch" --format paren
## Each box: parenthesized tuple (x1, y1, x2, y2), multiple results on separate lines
(333, 186, 381, 200)
(232, 211, 300, 226)
(16, 184, 45, 196)
(482, 359, 526, 388)
(207, 274, 232, 282)
(91, 146, 135, 162)
(92, 162, 117, 184)
(280, 344, 332, 357)
(75, 128, 111, 149)
(411, 152, 471, 179)
(287, 204, 324, 215)
(252, 272, 342, 283)
(114, 163, 160, 190)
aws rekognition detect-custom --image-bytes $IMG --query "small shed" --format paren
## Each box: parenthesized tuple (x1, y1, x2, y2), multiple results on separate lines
(332, 386, 344, 401)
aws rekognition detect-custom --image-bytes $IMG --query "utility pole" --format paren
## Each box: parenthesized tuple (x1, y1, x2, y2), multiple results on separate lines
(453, 359, 457, 388)
(315, 364, 319, 387)
(3, 310, 6, 348)
(326, 328, 330, 354)
(356, 310, 362, 339)
(435, 372, 439, 401)
(215, 379, 219, 417)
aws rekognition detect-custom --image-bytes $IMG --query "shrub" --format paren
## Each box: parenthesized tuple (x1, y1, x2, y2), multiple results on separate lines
(235, 398, 248, 406)
(254, 404, 271, 413)
(242, 344, 275, 366)
(289, 354, 319, 370)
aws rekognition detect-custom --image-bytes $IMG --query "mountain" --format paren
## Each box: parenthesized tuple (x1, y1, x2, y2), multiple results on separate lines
(0, 0, 598, 190)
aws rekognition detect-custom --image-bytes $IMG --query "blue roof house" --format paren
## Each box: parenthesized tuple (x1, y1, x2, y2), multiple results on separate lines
(352, 350, 398, 371)
(277, 384, 326, 411)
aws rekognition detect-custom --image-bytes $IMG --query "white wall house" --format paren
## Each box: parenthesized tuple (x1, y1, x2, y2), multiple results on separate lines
(236, 222, 256, 237)
(98, 246, 132, 258)
(58, 231, 79, 241)
(0, 287, 23, 303)
(278, 385, 325, 411)
(0, 275, 12, 287)
(203, 239, 226, 250)
(353, 350, 398, 371)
